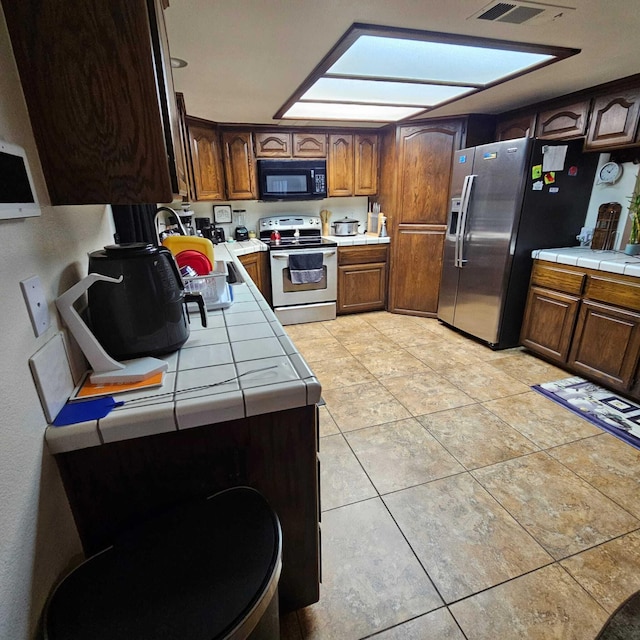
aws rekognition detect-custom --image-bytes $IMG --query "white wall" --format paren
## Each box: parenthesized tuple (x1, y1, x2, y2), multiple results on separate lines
(583, 153, 640, 250)
(165, 195, 371, 240)
(0, 9, 116, 639)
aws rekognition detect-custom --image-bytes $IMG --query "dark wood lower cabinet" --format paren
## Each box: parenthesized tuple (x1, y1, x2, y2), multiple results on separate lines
(568, 300, 640, 392)
(238, 251, 271, 304)
(337, 245, 388, 314)
(53, 405, 319, 613)
(520, 286, 580, 362)
(389, 225, 445, 316)
(521, 259, 640, 398)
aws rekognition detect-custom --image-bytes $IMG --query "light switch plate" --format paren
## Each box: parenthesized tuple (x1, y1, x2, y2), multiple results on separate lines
(29, 332, 75, 423)
(20, 275, 50, 337)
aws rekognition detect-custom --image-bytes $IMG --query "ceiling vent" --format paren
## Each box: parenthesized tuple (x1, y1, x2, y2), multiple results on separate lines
(469, 1, 575, 26)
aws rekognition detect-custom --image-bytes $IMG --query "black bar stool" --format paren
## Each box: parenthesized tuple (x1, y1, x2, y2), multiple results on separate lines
(43, 487, 282, 640)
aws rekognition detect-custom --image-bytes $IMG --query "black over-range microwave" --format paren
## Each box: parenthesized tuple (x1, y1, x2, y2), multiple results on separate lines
(257, 159, 327, 201)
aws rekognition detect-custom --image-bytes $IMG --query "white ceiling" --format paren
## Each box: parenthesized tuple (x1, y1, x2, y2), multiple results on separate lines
(164, 0, 639, 128)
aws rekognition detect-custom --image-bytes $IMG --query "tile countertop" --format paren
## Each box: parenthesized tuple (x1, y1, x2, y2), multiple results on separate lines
(532, 247, 640, 278)
(45, 242, 321, 455)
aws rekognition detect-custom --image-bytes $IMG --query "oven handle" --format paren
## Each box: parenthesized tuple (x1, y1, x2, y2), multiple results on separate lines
(271, 250, 336, 260)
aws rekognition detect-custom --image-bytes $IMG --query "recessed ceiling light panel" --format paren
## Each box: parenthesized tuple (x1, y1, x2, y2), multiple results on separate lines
(284, 102, 424, 122)
(275, 23, 579, 123)
(327, 36, 553, 85)
(302, 78, 475, 107)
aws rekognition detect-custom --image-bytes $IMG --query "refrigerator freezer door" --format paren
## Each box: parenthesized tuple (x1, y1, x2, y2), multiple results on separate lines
(438, 149, 475, 326)
(452, 138, 531, 344)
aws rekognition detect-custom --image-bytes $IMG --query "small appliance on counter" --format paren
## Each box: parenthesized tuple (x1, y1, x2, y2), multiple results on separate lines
(234, 226, 249, 241)
(87, 243, 206, 360)
(196, 218, 226, 244)
(331, 217, 359, 236)
(212, 226, 226, 243)
(233, 209, 249, 241)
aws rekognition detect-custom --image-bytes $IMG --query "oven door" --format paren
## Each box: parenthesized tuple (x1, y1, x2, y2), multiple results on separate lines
(270, 249, 337, 308)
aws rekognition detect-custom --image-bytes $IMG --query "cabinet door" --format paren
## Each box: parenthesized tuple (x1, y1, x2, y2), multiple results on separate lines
(389, 225, 445, 315)
(495, 114, 536, 141)
(568, 300, 640, 391)
(337, 262, 386, 314)
(239, 252, 261, 286)
(585, 90, 640, 150)
(3, 0, 176, 204)
(536, 101, 590, 140)
(239, 252, 271, 304)
(149, 0, 188, 198)
(388, 122, 461, 315)
(176, 93, 195, 200)
(354, 133, 379, 196)
(222, 131, 257, 200)
(187, 119, 226, 201)
(337, 246, 388, 314)
(255, 132, 292, 157)
(396, 124, 461, 225)
(293, 133, 327, 158)
(520, 286, 580, 362)
(328, 134, 354, 196)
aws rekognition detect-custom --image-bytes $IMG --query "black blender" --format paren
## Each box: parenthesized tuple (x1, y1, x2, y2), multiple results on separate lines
(233, 209, 249, 241)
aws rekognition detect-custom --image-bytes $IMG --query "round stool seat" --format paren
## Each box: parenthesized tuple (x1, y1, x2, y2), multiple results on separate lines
(44, 487, 282, 640)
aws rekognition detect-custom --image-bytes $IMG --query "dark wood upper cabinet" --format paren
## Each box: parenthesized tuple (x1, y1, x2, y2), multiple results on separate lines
(396, 124, 461, 225)
(495, 114, 537, 141)
(255, 132, 292, 158)
(176, 93, 195, 199)
(354, 133, 378, 196)
(254, 131, 327, 158)
(328, 134, 354, 196)
(293, 133, 327, 158)
(186, 117, 226, 201)
(536, 101, 590, 140)
(221, 131, 257, 200)
(3, 0, 185, 205)
(585, 89, 640, 150)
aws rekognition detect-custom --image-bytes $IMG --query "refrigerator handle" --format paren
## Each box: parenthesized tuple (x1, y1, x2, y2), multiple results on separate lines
(457, 174, 476, 267)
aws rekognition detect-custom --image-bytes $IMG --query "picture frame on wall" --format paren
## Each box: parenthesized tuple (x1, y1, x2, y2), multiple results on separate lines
(213, 205, 232, 224)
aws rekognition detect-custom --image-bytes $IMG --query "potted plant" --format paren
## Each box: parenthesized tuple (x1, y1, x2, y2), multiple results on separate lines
(625, 190, 640, 255)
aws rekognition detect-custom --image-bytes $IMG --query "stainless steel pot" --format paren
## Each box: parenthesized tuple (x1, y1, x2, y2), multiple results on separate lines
(331, 217, 359, 236)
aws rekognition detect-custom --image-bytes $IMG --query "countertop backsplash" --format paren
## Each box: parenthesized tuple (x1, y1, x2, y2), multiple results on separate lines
(176, 196, 370, 239)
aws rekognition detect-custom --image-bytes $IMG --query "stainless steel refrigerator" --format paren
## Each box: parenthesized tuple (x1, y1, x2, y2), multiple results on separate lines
(438, 137, 598, 349)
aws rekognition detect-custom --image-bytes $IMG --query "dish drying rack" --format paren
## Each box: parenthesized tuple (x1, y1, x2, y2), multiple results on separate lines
(183, 261, 233, 311)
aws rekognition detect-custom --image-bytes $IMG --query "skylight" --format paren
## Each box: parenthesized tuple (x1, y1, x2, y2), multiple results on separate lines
(275, 24, 579, 123)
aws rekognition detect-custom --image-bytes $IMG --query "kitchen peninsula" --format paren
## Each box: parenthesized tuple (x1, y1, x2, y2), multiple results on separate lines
(44, 244, 322, 613)
(521, 247, 640, 400)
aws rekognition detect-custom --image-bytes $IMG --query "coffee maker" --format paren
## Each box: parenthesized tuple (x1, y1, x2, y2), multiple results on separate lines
(195, 217, 225, 244)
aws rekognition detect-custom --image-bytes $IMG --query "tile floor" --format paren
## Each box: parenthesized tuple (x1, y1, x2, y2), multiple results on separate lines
(279, 311, 640, 640)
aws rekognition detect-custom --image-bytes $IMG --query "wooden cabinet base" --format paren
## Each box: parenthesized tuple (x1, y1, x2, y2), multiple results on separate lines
(239, 252, 271, 305)
(520, 286, 579, 362)
(337, 245, 388, 314)
(569, 300, 640, 392)
(53, 405, 320, 613)
(521, 260, 640, 399)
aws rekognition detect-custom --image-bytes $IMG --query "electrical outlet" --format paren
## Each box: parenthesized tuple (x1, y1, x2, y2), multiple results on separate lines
(20, 275, 50, 337)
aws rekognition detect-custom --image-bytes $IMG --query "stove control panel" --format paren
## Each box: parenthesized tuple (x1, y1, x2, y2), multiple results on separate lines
(258, 215, 321, 233)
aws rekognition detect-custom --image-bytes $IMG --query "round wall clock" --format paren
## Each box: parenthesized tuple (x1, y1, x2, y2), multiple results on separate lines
(598, 161, 623, 184)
